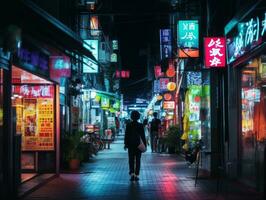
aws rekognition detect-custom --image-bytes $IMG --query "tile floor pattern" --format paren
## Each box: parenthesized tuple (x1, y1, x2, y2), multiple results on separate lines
(22, 136, 262, 200)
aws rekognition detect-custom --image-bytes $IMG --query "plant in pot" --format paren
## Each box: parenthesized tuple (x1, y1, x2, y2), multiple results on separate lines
(64, 132, 84, 170)
(164, 125, 180, 154)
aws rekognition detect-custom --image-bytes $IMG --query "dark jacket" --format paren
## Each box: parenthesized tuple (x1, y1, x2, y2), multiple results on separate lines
(124, 121, 146, 149)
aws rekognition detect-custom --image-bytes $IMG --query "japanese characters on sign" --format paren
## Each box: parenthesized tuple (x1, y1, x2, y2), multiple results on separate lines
(204, 37, 226, 68)
(112, 40, 118, 50)
(160, 29, 172, 60)
(177, 20, 199, 58)
(226, 11, 266, 64)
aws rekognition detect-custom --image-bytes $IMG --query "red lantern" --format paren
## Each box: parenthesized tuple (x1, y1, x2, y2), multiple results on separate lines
(164, 93, 172, 101)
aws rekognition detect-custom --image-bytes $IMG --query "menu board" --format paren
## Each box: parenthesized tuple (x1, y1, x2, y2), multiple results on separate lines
(21, 98, 54, 151)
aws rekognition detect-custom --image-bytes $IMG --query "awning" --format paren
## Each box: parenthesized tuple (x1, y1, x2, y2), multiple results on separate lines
(0, 0, 97, 62)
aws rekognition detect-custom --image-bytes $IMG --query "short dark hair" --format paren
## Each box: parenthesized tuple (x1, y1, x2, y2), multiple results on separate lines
(131, 111, 140, 121)
(153, 112, 158, 118)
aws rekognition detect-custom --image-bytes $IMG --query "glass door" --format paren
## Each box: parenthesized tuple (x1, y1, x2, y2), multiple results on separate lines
(240, 57, 266, 191)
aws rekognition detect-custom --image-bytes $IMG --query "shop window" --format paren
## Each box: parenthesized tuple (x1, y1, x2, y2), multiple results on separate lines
(240, 56, 266, 189)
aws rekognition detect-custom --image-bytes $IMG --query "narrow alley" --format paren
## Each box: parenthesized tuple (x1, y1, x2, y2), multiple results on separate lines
(22, 136, 260, 200)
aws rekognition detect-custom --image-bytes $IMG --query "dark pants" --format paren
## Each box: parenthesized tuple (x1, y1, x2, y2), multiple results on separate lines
(150, 131, 158, 152)
(128, 148, 141, 175)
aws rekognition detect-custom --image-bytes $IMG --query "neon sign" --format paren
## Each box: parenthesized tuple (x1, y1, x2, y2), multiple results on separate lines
(226, 11, 266, 64)
(204, 37, 226, 68)
(177, 20, 199, 58)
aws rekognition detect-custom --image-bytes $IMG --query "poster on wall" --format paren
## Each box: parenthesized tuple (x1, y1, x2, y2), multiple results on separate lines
(21, 98, 54, 151)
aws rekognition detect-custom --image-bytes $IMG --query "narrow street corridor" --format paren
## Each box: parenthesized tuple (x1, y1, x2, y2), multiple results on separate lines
(22, 136, 260, 200)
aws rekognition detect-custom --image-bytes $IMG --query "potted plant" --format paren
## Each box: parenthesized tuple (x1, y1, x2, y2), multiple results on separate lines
(63, 131, 84, 170)
(164, 125, 180, 154)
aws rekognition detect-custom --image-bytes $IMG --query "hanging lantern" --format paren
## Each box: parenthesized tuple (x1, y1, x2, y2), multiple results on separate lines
(166, 68, 176, 77)
(164, 93, 172, 101)
(167, 82, 176, 91)
(156, 95, 163, 101)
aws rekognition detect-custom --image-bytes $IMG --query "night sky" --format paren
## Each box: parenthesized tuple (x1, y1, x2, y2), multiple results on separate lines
(100, 0, 171, 102)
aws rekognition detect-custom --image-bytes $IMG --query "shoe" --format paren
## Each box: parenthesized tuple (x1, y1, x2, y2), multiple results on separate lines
(130, 175, 135, 181)
(134, 176, 139, 181)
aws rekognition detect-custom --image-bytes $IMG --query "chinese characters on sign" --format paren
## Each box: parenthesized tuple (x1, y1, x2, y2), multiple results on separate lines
(226, 11, 266, 64)
(160, 29, 172, 60)
(159, 78, 169, 92)
(177, 20, 199, 58)
(204, 37, 226, 68)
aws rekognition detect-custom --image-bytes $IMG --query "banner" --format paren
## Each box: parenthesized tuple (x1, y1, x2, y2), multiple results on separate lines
(160, 29, 172, 60)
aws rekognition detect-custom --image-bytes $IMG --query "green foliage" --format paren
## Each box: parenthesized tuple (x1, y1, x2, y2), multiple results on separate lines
(163, 125, 180, 149)
(62, 131, 85, 161)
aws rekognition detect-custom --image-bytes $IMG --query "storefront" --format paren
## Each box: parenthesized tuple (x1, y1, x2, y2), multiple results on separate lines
(225, 1, 266, 192)
(12, 43, 60, 183)
(180, 70, 211, 171)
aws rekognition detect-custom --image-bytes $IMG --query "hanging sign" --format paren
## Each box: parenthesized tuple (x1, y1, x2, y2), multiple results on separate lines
(159, 78, 169, 91)
(153, 80, 160, 93)
(112, 40, 118, 50)
(177, 20, 199, 58)
(226, 10, 266, 64)
(83, 40, 99, 73)
(50, 56, 71, 81)
(163, 101, 175, 110)
(204, 37, 226, 68)
(154, 65, 162, 78)
(160, 29, 172, 60)
(111, 53, 117, 62)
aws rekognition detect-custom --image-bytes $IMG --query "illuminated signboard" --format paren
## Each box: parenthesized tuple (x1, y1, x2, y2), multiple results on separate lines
(12, 85, 54, 98)
(154, 65, 162, 79)
(112, 40, 118, 50)
(90, 15, 99, 36)
(153, 80, 160, 93)
(160, 29, 172, 60)
(163, 101, 175, 110)
(204, 37, 226, 68)
(84, 40, 98, 59)
(83, 40, 99, 73)
(226, 10, 266, 64)
(101, 96, 110, 108)
(111, 53, 117, 62)
(50, 56, 71, 82)
(83, 57, 98, 73)
(159, 78, 169, 91)
(177, 20, 199, 58)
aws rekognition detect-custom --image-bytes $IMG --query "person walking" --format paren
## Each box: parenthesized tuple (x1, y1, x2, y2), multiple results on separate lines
(150, 112, 161, 152)
(124, 111, 146, 181)
(143, 119, 150, 146)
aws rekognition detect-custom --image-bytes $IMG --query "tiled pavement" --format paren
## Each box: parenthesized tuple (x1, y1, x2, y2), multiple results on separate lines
(22, 136, 262, 200)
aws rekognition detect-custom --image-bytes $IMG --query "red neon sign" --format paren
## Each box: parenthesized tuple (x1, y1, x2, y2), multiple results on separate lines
(204, 37, 226, 68)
